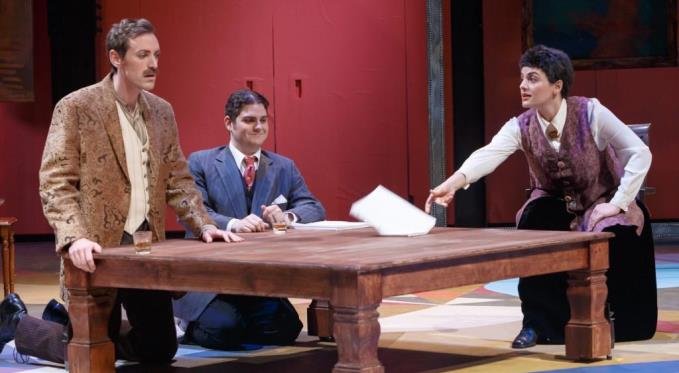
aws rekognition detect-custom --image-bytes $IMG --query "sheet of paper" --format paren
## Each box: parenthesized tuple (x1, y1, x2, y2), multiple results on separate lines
(291, 220, 371, 230)
(349, 185, 436, 236)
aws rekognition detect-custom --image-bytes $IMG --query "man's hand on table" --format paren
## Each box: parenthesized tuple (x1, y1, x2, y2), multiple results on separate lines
(68, 238, 102, 273)
(260, 204, 289, 226)
(232, 214, 269, 233)
(201, 227, 244, 243)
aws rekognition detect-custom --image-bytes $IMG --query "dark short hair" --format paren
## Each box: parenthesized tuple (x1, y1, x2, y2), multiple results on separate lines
(519, 45, 574, 98)
(224, 89, 269, 119)
(106, 18, 155, 73)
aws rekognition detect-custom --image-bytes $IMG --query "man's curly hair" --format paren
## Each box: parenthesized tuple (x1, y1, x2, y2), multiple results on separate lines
(224, 89, 269, 119)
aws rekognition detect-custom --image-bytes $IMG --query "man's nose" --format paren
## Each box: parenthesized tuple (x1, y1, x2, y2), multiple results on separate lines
(149, 55, 158, 68)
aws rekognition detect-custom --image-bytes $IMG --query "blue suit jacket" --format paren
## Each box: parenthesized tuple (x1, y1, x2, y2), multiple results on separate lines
(173, 145, 325, 323)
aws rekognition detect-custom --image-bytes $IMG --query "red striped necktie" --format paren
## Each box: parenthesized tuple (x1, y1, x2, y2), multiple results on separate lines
(243, 155, 256, 190)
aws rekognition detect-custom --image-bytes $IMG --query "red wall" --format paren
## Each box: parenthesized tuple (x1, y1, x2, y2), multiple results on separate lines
(98, 0, 430, 231)
(271, 0, 410, 221)
(482, 0, 679, 223)
(4, 1, 676, 235)
(0, 0, 53, 235)
(1, 0, 429, 234)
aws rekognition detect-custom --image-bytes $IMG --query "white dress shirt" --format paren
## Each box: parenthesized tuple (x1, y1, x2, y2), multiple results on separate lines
(229, 142, 262, 175)
(457, 98, 652, 211)
(225, 143, 262, 232)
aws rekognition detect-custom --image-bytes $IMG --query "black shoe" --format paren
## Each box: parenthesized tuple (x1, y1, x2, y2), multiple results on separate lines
(511, 327, 538, 349)
(42, 299, 69, 326)
(0, 293, 28, 349)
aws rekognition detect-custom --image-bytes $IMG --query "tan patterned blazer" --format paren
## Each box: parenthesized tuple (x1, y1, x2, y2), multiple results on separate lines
(39, 73, 215, 253)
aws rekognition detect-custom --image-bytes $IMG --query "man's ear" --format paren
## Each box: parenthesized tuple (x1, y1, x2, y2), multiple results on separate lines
(224, 115, 233, 131)
(109, 49, 122, 68)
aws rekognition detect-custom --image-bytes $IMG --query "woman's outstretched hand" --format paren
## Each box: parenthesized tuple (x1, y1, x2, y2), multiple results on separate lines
(425, 173, 467, 213)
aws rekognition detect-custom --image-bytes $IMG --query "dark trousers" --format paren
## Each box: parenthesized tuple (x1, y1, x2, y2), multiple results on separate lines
(15, 224, 178, 364)
(517, 197, 657, 343)
(185, 295, 303, 350)
(15, 289, 177, 364)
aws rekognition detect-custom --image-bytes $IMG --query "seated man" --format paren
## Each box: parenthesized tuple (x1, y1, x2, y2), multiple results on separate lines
(173, 89, 326, 350)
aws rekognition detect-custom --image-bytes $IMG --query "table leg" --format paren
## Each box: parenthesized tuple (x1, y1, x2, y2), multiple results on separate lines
(307, 299, 334, 340)
(332, 303, 383, 373)
(67, 287, 116, 372)
(1, 227, 9, 296)
(565, 240, 611, 360)
(331, 273, 383, 373)
(8, 229, 14, 293)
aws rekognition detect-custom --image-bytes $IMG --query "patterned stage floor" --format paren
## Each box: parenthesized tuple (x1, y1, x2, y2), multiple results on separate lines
(1, 240, 677, 372)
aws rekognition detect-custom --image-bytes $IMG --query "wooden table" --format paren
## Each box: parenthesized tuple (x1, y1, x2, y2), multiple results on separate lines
(64, 227, 613, 372)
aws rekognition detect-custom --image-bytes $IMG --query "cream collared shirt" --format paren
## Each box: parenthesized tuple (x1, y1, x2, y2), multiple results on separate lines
(115, 101, 150, 234)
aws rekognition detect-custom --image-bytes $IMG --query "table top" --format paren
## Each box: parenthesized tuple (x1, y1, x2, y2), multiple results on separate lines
(0, 216, 17, 226)
(95, 227, 612, 272)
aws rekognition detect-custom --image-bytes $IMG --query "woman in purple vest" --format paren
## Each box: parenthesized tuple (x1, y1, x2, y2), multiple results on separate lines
(425, 45, 657, 348)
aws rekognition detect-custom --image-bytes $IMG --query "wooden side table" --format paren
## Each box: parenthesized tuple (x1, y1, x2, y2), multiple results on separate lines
(0, 217, 17, 296)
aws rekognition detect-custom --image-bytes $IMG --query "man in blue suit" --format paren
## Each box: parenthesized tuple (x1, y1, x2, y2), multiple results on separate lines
(173, 89, 325, 350)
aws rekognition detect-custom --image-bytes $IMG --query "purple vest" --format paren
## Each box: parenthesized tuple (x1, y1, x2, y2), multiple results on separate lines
(515, 96, 643, 234)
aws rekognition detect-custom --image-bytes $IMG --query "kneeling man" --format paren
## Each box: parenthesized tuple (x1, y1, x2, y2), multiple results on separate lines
(173, 89, 325, 349)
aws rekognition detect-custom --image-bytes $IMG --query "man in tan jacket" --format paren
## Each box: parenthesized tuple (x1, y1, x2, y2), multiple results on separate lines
(0, 18, 241, 364)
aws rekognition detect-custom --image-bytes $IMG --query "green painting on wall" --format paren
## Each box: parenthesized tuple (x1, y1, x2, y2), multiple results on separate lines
(522, 0, 677, 69)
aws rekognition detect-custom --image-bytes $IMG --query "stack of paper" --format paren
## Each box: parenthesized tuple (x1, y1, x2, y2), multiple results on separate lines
(291, 221, 371, 230)
(350, 185, 436, 236)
